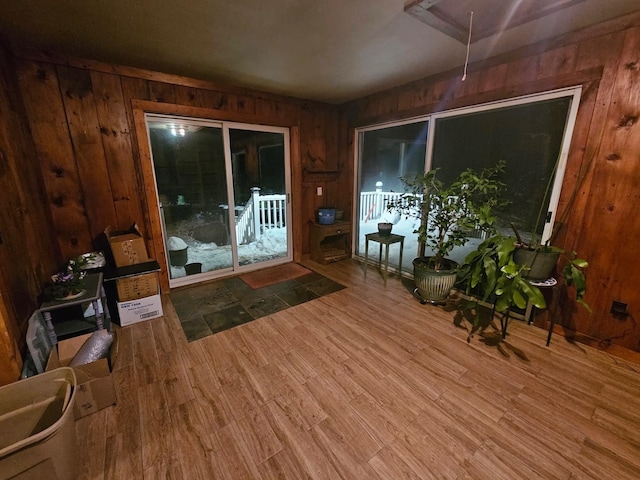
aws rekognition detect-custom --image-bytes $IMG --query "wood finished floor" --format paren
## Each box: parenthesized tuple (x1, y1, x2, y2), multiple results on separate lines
(76, 259, 640, 479)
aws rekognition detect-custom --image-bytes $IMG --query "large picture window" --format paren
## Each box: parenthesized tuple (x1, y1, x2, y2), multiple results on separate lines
(354, 87, 582, 273)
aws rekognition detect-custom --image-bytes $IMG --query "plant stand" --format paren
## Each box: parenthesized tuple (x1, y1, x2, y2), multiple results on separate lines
(490, 277, 557, 341)
(497, 308, 511, 340)
(412, 288, 428, 305)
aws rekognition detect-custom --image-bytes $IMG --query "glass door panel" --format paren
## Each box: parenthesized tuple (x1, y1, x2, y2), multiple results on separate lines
(356, 121, 429, 273)
(229, 128, 289, 266)
(430, 96, 573, 248)
(146, 115, 292, 287)
(147, 117, 233, 284)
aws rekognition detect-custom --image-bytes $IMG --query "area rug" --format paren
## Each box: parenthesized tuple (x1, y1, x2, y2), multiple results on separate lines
(170, 268, 345, 342)
(239, 263, 312, 289)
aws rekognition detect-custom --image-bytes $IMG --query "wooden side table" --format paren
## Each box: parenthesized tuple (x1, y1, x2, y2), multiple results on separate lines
(39, 272, 109, 345)
(310, 221, 351, 264)
(364, 232, 405, 285)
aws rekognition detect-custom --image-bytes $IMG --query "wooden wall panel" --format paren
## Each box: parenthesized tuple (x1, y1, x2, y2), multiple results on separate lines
(341, 11, 640, 353)
(173, 85, 198, 107)
(91, 71, 145, 230)
(17, 60, 93, 258)
(537, 44, 578, 79)
(149, 81, 176, 104)
(0, 46, 59, 385)
(195, 89, 235, 110)
(568, 26, 640, 349)
(120, 77, 153, 245)
(477, 63, 509, 93)
(57, 66, 118, 240)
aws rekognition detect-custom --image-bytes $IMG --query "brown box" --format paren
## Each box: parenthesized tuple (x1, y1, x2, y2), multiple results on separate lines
(116, 272, 159, 302)
(105, 223, 150, 267)
(46, 332, 118, 419)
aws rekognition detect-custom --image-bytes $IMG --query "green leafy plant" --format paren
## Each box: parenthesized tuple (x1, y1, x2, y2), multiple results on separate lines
(388, 161, 507, 271)
(510, 223, 589, 310)
(43, 271, 86, 300)
(458, 233, 591, 332)
(457, 234, 546, 327)
(42, 254, 93, 300)
(507, 147, 589, 310)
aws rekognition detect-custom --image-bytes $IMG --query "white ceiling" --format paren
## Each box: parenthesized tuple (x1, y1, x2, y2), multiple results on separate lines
(0, 0, 638, 104)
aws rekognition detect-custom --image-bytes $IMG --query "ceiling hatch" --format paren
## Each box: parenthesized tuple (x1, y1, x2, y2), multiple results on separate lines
(404, 0, 587, 43)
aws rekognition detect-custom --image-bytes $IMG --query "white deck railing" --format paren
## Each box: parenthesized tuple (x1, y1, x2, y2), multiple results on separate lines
(359, 190, 422, 222)
(235, 187, 286, 244)
(235, 196, 255, 245)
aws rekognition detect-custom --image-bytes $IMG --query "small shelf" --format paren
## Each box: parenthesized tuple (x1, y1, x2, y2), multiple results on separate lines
(310, 221, 351, 264)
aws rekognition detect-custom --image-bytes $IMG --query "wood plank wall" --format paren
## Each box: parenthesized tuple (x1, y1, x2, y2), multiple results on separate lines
(10, 50, 340, 277)
(339, 11, 640, 354)
(0, 45, 60, 383)
(0, 47, 341, 384)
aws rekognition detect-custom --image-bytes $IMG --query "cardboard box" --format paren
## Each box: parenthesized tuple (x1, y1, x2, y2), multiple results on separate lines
(116, 272, 159, 302)
(105, 223, 150, 267)
(46, 332, 118, 419)
(116, 293, 163, 326)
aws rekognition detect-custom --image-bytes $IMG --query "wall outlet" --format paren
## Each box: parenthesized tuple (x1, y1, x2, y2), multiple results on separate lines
(316, 186, 323, 196)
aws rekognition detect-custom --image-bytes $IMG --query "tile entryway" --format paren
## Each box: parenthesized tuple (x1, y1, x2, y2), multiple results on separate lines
(170, 271, 345, 341)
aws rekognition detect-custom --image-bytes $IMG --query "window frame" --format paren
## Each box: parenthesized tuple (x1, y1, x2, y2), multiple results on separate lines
(353, 86, 583, 260)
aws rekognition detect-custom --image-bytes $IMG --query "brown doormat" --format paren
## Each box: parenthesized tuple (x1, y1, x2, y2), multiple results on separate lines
(240, 263, 313, 289)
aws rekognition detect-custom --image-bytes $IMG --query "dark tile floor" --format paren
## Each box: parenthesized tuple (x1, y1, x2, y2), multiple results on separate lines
(170, 271, 345, 341)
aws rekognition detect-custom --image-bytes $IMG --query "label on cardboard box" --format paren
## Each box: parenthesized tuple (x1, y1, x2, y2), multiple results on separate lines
(116, 293, 163, 326)
(46, 331, 118, 419)
(116, 272, 159, 302)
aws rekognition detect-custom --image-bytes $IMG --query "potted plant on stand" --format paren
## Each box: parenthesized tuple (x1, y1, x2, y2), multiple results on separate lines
(454, 147, 590, 341)
(388, 161, 506, 304)
(457, 232, 589, 341)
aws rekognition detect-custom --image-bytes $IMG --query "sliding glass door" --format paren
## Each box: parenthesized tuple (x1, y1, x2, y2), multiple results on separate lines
(355, 87, 582, 273)
(228, 126, 289, 267)
(145, 115, 291, 287)
(356, 121, 429, 273)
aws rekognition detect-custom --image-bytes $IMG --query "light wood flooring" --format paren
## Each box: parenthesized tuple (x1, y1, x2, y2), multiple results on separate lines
(75, 259, 640, 479)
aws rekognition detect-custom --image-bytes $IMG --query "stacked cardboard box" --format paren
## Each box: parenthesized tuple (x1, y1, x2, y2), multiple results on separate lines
(104, 224, 163, 326)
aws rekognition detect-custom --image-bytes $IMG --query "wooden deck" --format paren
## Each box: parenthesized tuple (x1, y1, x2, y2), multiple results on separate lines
(75, 258, 640, 479)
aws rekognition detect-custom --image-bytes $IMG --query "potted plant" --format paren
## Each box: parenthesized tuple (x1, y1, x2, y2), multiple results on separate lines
(44, 271, 87, 301)
(506, 146, 589, 284)
(42, 254, 93, 301)
(388, 161, 506, 303)
(457, 232, 590, 339)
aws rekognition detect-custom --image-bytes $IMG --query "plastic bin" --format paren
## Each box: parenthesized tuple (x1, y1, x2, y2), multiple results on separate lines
(0, 367, 77, 480)
(316, 208, 335, 225)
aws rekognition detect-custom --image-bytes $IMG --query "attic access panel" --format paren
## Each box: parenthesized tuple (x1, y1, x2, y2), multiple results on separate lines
(404, 0, 586, 43)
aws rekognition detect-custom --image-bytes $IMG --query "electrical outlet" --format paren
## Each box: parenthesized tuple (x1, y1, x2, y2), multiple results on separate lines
(610, 300, 628, 316)
(316, 186, 323, 196)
